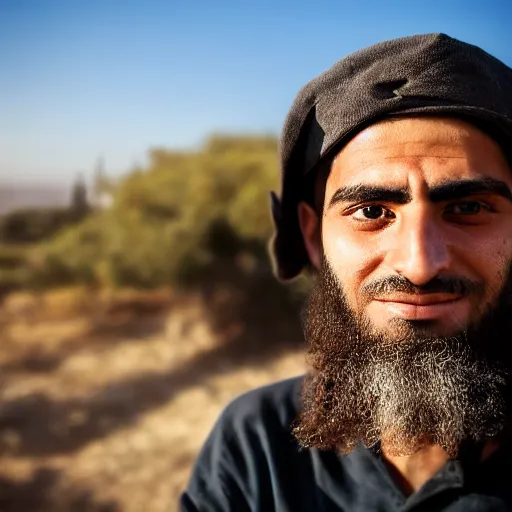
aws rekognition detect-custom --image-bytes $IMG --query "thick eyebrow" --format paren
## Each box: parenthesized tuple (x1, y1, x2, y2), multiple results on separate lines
(328, 177, 512, 209)
(328, 185, 410, 208)
(428, 178, 512, 203)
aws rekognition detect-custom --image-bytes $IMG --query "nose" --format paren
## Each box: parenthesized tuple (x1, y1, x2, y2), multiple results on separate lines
(385, 209, 451, 286)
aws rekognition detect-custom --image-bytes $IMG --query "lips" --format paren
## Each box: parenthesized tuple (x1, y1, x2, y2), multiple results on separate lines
(373, 294, 465, 321)
(375, 293, 463, 306)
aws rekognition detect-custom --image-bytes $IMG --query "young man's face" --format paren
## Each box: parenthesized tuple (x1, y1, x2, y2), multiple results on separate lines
(302, 117, 512, 339)
(295, 117, 512, 455)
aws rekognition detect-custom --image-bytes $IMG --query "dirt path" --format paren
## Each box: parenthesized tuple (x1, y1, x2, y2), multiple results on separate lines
(0, 288, 305, 511)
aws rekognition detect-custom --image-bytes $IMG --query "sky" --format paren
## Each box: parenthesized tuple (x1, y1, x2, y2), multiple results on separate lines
(1, 0, 511, 186)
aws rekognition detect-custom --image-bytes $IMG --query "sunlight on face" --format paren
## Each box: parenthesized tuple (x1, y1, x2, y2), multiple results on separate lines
(320, 117, 512, 338)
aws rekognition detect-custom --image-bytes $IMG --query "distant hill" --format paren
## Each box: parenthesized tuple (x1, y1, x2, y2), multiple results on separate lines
(0, 183, 70, 215)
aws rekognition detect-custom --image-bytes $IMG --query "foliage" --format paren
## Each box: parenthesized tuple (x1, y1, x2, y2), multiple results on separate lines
(0, 207, 89, 245)
(0, 245, 30, 269)
(0, 245, 34, 296)
(31, 135, 283, 289)
(30, 215, 104, 287)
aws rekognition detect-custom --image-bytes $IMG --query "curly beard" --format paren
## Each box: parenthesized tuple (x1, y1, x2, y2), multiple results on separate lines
(293, 260, 512, 458)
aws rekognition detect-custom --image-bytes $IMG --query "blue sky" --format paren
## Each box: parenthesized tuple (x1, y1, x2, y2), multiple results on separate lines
(1, 0, 511, 185)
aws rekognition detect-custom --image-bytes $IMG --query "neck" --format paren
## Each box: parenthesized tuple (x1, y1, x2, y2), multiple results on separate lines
(381, 440, 500, 495)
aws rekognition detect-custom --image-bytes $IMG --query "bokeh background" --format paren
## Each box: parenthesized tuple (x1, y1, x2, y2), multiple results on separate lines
(1, 1, 511, 510)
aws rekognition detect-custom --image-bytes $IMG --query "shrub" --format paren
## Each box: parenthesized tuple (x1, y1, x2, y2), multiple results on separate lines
(0, 207, 89, 245)
(29, 134, 284, 289)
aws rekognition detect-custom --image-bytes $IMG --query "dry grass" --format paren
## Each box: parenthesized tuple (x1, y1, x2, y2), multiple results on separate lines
(0, 286, 306, 511)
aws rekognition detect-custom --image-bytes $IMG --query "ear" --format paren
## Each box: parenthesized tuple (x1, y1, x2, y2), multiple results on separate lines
(298, 201, 322, 270)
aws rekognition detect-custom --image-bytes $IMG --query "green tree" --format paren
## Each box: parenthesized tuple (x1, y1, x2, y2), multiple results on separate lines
(70, 174, 90, 218)
(32, 134, 282, 288)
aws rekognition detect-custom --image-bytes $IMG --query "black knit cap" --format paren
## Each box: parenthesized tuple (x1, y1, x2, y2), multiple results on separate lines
(271, 33, 512, 280)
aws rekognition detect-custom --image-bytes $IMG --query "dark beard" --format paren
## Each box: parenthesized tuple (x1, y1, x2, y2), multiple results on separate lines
(293, 260, 512, 458)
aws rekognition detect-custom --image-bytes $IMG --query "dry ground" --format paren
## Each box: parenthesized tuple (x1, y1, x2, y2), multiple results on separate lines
(0, 286, 306, 511)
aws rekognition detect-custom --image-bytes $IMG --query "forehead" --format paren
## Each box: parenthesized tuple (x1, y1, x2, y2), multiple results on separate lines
(326, 117, 512, 191)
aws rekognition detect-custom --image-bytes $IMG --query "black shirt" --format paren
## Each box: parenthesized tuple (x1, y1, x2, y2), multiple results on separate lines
(180, 376, 512, 511)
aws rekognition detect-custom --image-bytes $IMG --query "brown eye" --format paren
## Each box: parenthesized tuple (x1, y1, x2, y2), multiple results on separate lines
(446, 201, 488, 215)
(365, 206, 384, 218)
(353, 205, 386, 220)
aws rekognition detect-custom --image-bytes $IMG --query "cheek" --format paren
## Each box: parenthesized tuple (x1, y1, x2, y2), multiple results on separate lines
(322, 221, 383, 301)
(457, 232, 512, 292)
(480, 238, 512, 297)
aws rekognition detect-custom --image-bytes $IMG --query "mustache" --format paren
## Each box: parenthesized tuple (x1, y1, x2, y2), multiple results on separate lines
(362, 275, 484, 298)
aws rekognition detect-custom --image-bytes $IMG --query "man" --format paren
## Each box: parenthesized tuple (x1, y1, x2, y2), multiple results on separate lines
(181, 34, 512, 511)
